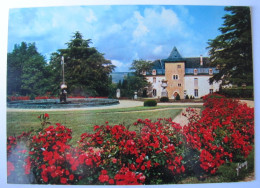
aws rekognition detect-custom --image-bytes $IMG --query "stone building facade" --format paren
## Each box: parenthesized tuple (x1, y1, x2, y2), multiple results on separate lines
(144, 47, 220, 99)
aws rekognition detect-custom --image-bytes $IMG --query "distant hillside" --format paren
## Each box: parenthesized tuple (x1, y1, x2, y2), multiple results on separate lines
(110, 72, 132, 83)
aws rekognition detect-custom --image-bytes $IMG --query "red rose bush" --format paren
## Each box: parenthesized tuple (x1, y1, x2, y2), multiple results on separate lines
(7, 94, 254, 184)
(182, 94, 254, 175)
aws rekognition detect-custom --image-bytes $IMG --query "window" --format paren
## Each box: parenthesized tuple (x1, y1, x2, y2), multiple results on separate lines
(178, 83, 181, 87)
(153, 89, 157, 97)
(194, 89, 198, 97)
(209, 89, 213, 94)
(194, 78, 198, 88)
(178, 65, 181, 68)
(153, 77, 156, 83)
(173, 74, 179, 80)
(194, 69, 198, 75)
(184, 90, 187, 95)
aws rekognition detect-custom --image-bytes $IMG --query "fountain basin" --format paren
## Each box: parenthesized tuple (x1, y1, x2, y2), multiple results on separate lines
(7, 98, 119, 109)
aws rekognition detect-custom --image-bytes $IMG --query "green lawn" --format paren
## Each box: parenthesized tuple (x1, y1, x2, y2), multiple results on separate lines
(7, 105, 190, 145)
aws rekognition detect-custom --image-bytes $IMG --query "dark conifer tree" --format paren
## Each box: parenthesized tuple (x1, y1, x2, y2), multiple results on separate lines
(207, 6, 253, 86)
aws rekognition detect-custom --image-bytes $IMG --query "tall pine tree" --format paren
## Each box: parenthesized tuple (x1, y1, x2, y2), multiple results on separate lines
(207, 6, 253, 86)
(49, 31, 115, 96)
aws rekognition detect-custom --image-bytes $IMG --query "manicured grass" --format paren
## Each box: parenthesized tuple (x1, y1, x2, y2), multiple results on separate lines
(7, 105, 185, 145)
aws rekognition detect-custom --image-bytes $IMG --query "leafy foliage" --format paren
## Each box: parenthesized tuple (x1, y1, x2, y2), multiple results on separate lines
(144, 100, 157, 106)
(49, 31, 115, 97)
(117, 73, 150, 98)
(160, 97, 169, 102)
(7, 42, 50, 96)
(7, 32, 116, 98)
(207, 6, 253, 86)
(117, 60, 152, 98)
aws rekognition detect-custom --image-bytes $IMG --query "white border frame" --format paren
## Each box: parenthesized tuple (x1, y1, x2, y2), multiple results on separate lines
(1, 1, 259, 188)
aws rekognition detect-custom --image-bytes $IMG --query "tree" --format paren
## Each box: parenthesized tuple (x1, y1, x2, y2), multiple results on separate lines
(116, 60, 152, 98)
(7, 42, 50, 96)
(49, 31, 115, 96)
(129, 59, 153, 75)
(207, 6, 253, 86)
(117, 74, 149, 98)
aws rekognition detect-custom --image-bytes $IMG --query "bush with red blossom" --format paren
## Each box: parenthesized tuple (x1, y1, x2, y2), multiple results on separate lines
(7, 94, 254, 184)
(183, 94, 254, 176)
(77, 118, 185, 184)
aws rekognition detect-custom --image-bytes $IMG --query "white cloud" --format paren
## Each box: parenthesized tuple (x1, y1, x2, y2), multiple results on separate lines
(153, 45, 163, 55)
(133, 11, 149, 39)
(85, 9, 97, 23)
(8, 5, 225, 72)
(111, 59, 123, 67)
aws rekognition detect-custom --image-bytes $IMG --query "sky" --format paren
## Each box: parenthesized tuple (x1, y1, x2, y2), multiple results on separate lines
(8, 5, 228, 72)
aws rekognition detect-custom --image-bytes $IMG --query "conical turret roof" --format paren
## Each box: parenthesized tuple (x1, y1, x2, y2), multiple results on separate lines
(168, 46, 182, 59)
(162, 46, 185, 62)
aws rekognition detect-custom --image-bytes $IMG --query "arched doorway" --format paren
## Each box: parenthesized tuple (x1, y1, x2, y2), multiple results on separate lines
(173, 92, 179, 99)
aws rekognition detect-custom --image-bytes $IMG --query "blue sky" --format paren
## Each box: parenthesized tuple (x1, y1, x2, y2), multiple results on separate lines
(8, 5, 227, 72)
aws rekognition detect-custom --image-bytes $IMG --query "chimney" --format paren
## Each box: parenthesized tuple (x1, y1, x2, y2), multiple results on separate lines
(200, 55, 203, 66)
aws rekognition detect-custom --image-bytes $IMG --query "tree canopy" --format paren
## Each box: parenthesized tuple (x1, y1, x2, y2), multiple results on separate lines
(7, 32, 116, 97)
(116, 59, 152, 98)
(207, 6, 253, 86)
(49, 31, 115, 96)
(129, 59, 153, 75)
(7, 42, 50, 96)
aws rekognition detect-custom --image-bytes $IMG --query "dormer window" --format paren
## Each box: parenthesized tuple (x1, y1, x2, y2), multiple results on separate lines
(209, 69, 213, 75)
(194, 69, 198, 75)
(152, 69, 156, 75)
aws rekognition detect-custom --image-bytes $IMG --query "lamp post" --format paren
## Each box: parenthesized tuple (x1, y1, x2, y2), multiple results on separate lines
(60, 56, 67, 103)
(62, 56, 65, 84)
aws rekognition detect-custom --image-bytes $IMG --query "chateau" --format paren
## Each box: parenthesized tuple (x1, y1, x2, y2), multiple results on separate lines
(144, 47, 221, 99)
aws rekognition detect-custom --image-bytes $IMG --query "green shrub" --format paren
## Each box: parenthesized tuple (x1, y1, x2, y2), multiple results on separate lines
(219, 88, 253, 99)
(144, 99, 157, 106)
(160, 97, 169, 102)
(218, 148, 254, 182)
(185, 95, 189, 99)
(175, 94, 181, 100)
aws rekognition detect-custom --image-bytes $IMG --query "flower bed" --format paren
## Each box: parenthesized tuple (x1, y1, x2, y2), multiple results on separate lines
(68, 96, 86, 99)
(88, 96, 108, 99)
(8, 96, 30, 101)
(7, 94, 254, 184)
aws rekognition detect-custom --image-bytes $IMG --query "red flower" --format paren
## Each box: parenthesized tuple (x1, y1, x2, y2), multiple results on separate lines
(69, 174, 74, 181)
(44, 113, 49, 118)
(99, 174, 109, 183)
(112, 158, 117, 164)
(101, 169, 108, 175)
(223, 136, 229, 143)
(108, 179, 115, 184)
(60, 177, 67, 184)
(7, 161, 15, 176)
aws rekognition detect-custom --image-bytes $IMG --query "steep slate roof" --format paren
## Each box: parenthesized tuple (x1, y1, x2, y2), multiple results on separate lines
(147, 46, 219, 76)
(161, 46, 185, 62)
(185, 57, 211, 68)
(151, 47, 212, 70)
